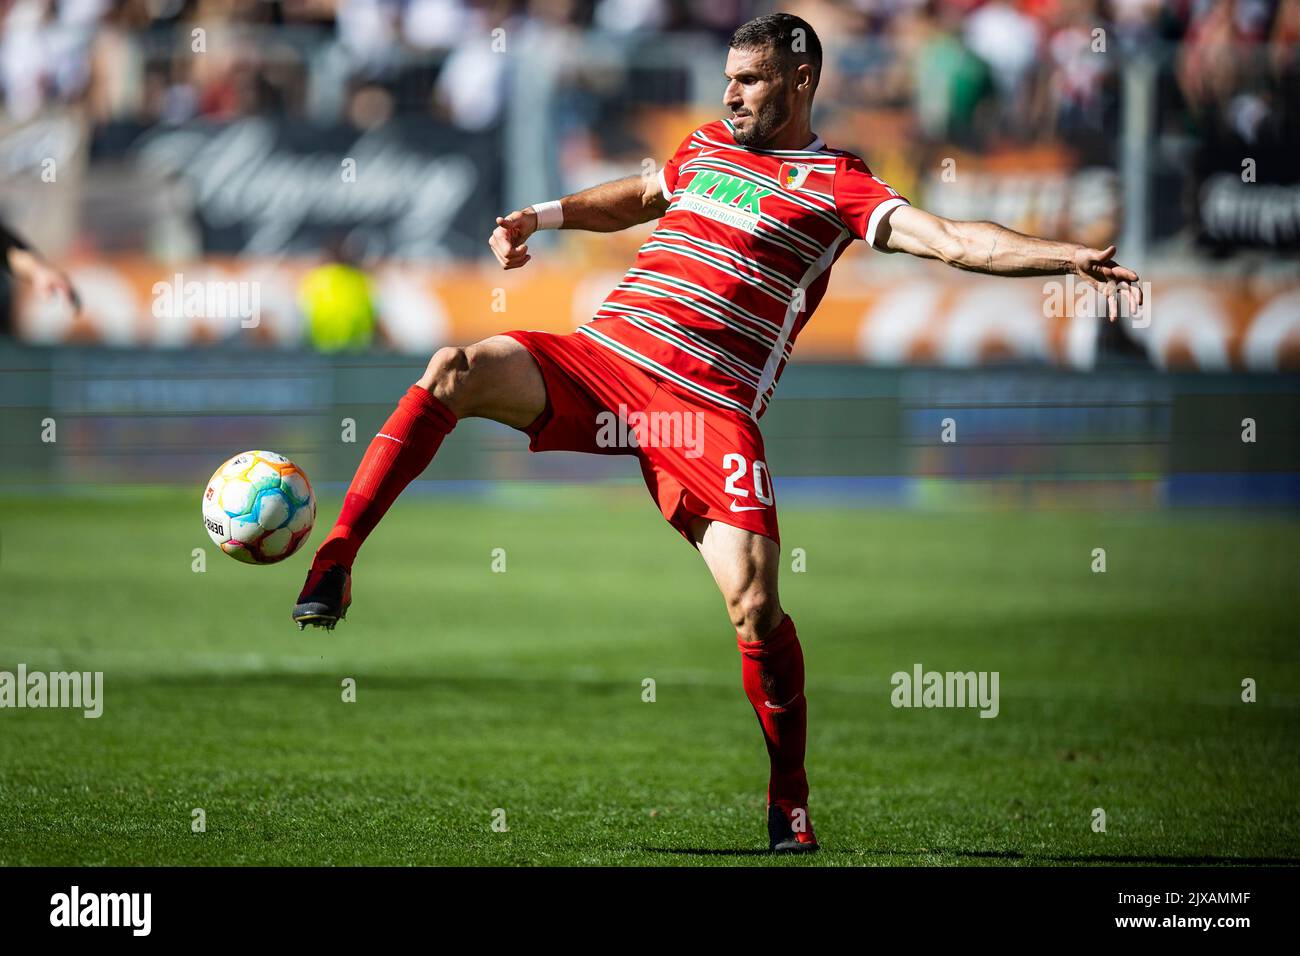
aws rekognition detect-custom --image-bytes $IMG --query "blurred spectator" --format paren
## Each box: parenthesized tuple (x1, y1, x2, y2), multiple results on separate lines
(962, 0, 1044, 135)
(1046, 0, 1113, 137)
(299, 234, 378, 352)
(593, 0, 670, 33)
(432, 2, 510, 130)
(403, 0, 474, 49)
(909, 1, 993, 145)
(336, 0, 401, 75)
(1110, 0, 1164, 48)
(1, 0, 108, 121)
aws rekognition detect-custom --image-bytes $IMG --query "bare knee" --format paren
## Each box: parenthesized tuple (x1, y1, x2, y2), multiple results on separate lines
(728, 585, 784, 643)
(417, 346, 475, 415)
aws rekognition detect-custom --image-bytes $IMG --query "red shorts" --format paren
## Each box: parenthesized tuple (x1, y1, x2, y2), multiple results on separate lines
(501, 329, 779, 547)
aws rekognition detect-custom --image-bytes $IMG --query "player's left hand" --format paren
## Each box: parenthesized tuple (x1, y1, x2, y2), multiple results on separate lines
(1073, 245, 1142, 322)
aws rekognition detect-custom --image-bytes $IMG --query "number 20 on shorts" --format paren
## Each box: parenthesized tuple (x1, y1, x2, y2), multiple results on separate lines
(723, 453, 774, 505)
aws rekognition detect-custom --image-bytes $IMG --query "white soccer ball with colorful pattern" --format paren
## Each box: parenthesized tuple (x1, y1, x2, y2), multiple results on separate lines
(202, 451, 315, 564)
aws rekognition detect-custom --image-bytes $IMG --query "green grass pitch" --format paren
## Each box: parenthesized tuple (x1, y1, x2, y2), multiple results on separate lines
(1, 489, 1297, 866)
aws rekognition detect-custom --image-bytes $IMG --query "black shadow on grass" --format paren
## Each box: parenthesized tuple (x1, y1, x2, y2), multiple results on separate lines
(868, 849, 1300, 865)
(644, 848, 783, 857)
(646, 847, 1300, 864)
(1033, 853, 1300, 865)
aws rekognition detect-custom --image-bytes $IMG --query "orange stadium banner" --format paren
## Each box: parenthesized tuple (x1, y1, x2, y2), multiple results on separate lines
(13, 255, 1300, 373)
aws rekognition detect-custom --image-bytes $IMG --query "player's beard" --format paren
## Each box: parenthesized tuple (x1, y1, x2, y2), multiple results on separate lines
(731, 96, 790, 149)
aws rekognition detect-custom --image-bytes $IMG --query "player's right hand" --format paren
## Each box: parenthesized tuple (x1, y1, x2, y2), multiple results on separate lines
(489, 209, 538, 270)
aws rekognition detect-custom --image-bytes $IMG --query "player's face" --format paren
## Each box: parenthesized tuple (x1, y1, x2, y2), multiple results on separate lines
(723, 46, 793, 148)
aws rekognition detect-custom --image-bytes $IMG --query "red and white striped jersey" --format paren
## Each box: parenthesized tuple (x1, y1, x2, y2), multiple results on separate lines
(578, 118, 908, 419)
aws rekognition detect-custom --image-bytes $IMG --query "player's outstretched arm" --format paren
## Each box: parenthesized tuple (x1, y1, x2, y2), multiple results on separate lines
(875, 204, 1141, 321)
(489, 173, 668, 270)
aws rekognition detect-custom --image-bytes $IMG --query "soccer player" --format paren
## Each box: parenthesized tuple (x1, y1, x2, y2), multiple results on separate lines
(0, 221, 80, 327)
(293, 13, 1141, 853)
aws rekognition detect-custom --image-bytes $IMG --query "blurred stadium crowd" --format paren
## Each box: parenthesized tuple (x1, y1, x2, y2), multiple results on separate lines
(2, 1, 1296, 142)
(0, 1, 1297, 364)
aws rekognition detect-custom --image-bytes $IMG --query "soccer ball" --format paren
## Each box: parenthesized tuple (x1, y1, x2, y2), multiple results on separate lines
(202, 451, 315, 565)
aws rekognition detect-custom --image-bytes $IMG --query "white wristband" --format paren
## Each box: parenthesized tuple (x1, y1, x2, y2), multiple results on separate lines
(532, 200, 564, 230)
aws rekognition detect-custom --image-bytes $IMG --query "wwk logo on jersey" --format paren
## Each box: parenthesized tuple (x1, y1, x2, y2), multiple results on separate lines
(679, 170, 771, 232)
(779, 162, 813, 191)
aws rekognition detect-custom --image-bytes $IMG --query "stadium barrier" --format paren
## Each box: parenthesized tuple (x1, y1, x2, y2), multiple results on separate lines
(3, 340, 1295, 509)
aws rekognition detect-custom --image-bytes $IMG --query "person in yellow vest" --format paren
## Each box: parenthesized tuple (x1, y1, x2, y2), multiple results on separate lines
(299, 239, 378, 351)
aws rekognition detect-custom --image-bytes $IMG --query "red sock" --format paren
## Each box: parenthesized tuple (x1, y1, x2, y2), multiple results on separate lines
(314, 385, 457, 569)
(737, 614, 809, 809)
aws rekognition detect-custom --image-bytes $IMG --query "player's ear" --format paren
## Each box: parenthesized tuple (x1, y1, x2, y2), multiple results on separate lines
(794, 63, 813, 94)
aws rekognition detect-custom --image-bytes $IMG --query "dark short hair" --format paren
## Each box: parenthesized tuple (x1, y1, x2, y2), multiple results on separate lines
(729, 13, 822, 89)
